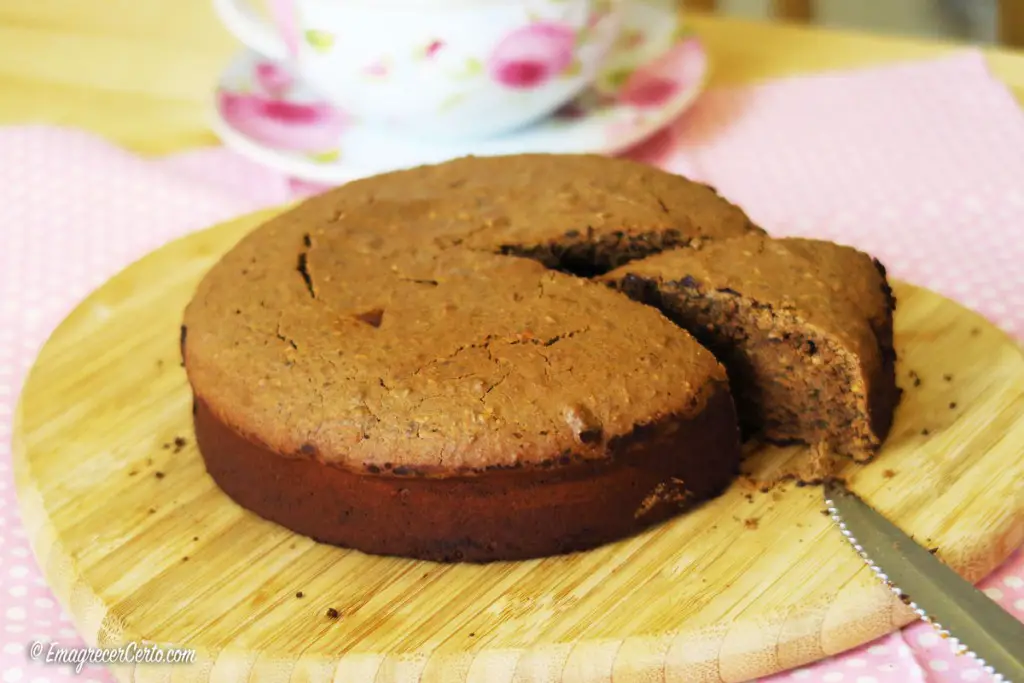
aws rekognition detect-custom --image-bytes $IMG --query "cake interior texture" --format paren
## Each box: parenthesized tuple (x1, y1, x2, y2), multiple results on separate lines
(605, 234, 899, 473)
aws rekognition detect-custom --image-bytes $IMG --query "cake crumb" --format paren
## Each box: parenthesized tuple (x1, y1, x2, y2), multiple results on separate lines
(820, 509, 830, 516)
(921, 428, 930, 435)
(744, 518, 759, 530)
(325, 608, 341, 620)
(882, 469, 897, 479)
(154, 471, 165, 479)
(468, 632, 476, 638)
(128, 470, 138, 477)
(148, 507, 157, 514)
(173, 436, 188, 453)
(161, 443, 170, 450)
(970, 327, 980, 336)
(929, 547, 939, 555)
(949, 401, 957, 409)
(744, 493, 754, 503)
(943, 373, 953, 382)
(909, 370, 922, 387)
(737, 476, 759, 491)
(156, 359, 164, 368)
(181, 556, 189, 562)
(295, 591, 304, 599)
(193, 536, 199, 541)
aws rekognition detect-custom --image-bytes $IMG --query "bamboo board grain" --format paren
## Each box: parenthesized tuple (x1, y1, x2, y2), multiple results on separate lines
(12, 208, 1024, 683)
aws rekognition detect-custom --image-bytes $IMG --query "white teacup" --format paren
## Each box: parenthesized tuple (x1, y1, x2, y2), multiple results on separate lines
(213, 0, 627, 140)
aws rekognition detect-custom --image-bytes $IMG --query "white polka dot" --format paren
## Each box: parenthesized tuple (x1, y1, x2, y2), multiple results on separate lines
(867, 645, 888, 656)
(33, 597, 53, 609)
(930, 660, 950, 671)
(855, 677, 878, 683)
(917, 632, 940, 647)
(2, 643, 21, 655)
(5, 624, 24, 633)
(30, 677, 50, 683)
(983, 587, 1003, 601)
(823, 673, 845, 682)
(2, 669, 22, 683)
(6, 607, 25, 621)
(10, 546, 28, 558)
(960, 670, 982, 680)
(845, 658, 866, 668)
(8, 565, 28, 579)
(1003, 576, 1023, 589)
(58, 627, 77, 638)
(1013, 598, 1024, 611)
(8, 585, 26, 597)
(791, 670, 812, 680)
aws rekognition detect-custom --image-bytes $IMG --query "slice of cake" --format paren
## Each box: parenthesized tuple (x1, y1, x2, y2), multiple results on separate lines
(183, 198, 743, 562)
(603, 233, 899, 475)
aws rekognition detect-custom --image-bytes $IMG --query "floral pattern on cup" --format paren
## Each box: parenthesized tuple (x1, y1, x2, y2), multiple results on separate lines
(267, 0, 300, 59)
(304, 29, 335, 54)
(488, 22, 577, 89)
(254, 62, 293, 98)
(217, 60, 348, 160)
(419, 39, 445, 60)
(363, 57, 392, 79)
(618, 36, 704, 108)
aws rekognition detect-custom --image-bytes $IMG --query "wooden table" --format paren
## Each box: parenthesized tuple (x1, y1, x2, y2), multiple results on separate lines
(1, 1, 1022, 156)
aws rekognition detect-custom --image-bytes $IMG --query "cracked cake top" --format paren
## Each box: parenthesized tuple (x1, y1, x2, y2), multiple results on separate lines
(259, 154, 764, 274)
(178, 184, 737, 473)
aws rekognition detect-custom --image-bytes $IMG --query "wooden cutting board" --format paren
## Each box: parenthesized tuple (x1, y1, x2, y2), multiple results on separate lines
(13, 208, 1024, 683)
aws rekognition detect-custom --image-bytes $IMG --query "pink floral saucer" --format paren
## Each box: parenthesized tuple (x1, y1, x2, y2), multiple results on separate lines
(210, 21, 708, 185)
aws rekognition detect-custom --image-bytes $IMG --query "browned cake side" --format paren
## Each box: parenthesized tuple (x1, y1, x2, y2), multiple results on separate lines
(183, 188, 745, 562)
(603, 234, 899, 476)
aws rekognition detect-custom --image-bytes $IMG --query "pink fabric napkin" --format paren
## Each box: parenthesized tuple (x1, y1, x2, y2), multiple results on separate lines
(1, 49, 1023, 683)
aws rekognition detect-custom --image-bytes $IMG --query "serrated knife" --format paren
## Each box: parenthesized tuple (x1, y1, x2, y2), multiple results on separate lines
(823, 480, 1024, 683)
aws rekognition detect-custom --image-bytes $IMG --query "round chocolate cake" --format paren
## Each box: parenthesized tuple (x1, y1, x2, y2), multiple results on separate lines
(181, 154, 898, 562)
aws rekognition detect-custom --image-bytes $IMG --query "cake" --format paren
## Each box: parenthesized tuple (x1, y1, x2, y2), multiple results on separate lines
(181, 154, 899, 562)
(183, 194, 744, 563)
(603, 233, 899, 476)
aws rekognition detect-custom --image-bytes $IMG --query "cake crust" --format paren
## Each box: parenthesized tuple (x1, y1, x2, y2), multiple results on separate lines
(194, 387, 740, 562)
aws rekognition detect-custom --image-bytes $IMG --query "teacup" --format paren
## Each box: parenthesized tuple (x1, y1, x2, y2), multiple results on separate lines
(213, 0, 628, 140)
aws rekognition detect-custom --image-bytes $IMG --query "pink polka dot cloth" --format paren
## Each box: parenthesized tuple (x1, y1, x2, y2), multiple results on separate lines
(1, 49, 1023, 683)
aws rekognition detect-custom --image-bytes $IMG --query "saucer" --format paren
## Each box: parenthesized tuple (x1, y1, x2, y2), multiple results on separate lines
(210, 9, 709, 184)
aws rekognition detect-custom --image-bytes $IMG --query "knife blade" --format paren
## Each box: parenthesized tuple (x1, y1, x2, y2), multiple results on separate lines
(823, 479, 1024, 683)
